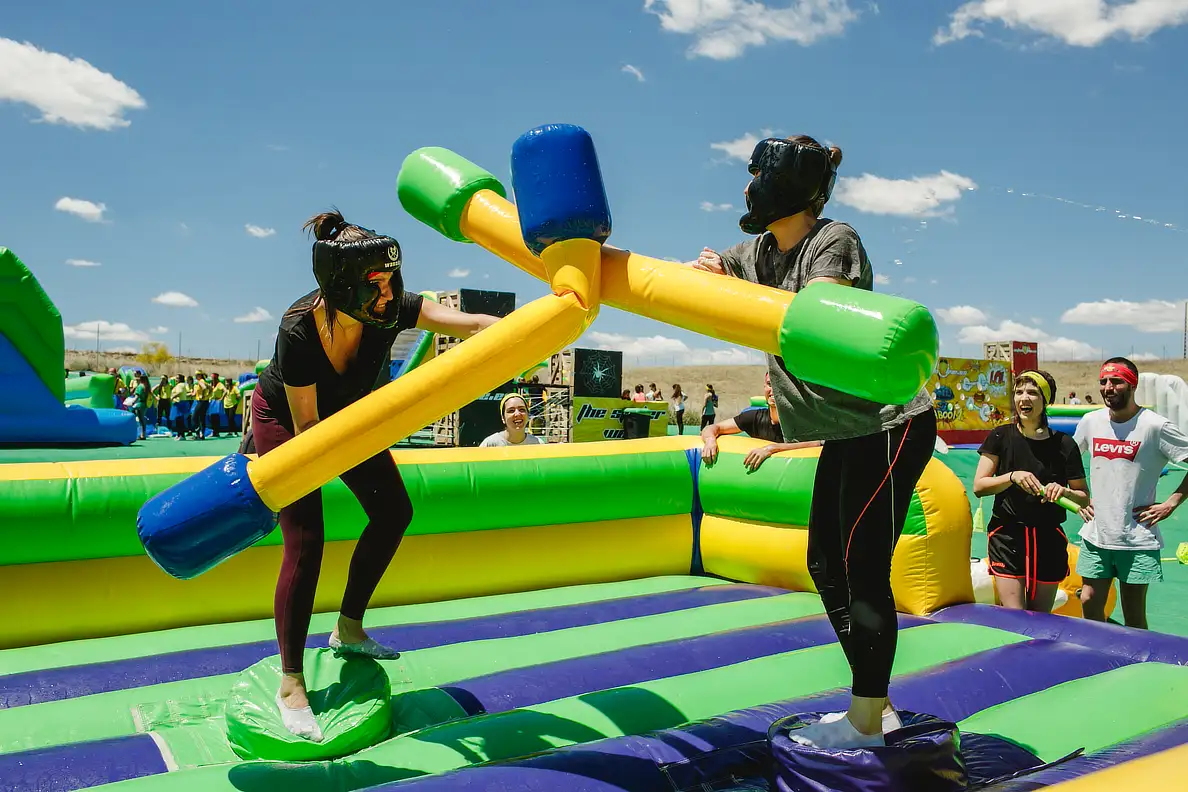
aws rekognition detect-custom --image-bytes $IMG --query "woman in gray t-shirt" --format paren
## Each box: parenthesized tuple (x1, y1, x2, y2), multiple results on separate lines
(692, 135, 937, 751)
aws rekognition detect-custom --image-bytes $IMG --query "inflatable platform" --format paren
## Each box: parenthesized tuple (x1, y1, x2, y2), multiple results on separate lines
(0, 248, 137, 446)
(2, 436, 1187, 791)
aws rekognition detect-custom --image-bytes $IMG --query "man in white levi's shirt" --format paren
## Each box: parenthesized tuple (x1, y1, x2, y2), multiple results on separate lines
(1074, 358, 1188, 629)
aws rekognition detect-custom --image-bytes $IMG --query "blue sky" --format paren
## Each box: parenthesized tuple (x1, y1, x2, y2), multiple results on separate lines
(3, 0, 1187, 368)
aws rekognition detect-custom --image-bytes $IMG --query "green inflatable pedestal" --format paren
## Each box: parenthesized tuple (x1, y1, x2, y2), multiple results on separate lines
(225, 649, 392, 762)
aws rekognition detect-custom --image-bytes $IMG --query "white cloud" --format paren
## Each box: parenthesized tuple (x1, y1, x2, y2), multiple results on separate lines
(107, 345, 138, 354)
(1133, 352, 1160, 361)
(957, 320, 1097, 361)
(65, 258, 100, 267)
(711, 132, 761, 162)
(935, 0, 1188, 47)
(833, 171, 978, 217)
(152, 291, 198, 308)
(0, 37, 146, 130)
(874, 273, 891, 285)
(700, 201, 736, 212)
(448, 268, 470, 278)
(63, 320, 150, 343)
(55, 197, 106, 222)
(147, 325, 168, 334)
(233, 307, 273, 324)
(938, 306, 988, 326)
(245, 224, 276, 238)
(585, 330, 757, 364)
(904, 276, 918, 283)
(1061, 298, 1187, 333)
(645, 0, 860, 59)
(622, 64, 646, 81)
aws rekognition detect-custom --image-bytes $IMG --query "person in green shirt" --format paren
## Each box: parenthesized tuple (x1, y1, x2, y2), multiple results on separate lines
(129, 374, 149, 440)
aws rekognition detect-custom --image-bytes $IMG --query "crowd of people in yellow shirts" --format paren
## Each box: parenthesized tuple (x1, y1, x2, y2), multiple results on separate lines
(113, 368, 245, 441)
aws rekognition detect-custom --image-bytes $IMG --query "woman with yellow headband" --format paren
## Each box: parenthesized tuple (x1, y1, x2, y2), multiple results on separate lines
(974, 369, 1090, 612)
(480, 393, 543, 447)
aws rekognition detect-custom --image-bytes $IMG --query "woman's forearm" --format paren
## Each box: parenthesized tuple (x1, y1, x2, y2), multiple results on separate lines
(973, 472, 1014, 497)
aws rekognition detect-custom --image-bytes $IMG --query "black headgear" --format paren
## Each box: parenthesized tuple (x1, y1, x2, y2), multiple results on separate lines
(739, 138, 837, 235)
(312, 232, 405, 328)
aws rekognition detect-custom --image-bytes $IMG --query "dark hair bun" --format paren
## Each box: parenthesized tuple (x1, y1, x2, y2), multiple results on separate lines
(827, 146, 843, 168)
(303, 209, 348, 241)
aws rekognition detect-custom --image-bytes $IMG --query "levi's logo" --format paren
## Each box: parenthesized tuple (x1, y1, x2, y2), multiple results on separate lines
(1093, 438, 1141, 461)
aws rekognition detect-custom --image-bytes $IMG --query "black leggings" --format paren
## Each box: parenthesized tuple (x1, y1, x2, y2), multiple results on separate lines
(807, 409, 937, 699)
(252, 390, 414, 674)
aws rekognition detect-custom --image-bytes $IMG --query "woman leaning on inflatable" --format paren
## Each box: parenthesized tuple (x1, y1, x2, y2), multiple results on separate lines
(974, 370, 1090, 613)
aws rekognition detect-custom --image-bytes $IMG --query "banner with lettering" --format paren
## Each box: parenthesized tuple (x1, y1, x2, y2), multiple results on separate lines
(572, 397, 670, 442)
(928, 357, 1013, 443)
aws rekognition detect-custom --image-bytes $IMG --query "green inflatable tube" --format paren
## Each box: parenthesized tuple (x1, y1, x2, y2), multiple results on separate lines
(1047, 404, 1104, 418)
(63, 373, 116, 410)
(0, 449, 694, 566)
(396, 292, 440, 377)
(779, 281, 939, 407)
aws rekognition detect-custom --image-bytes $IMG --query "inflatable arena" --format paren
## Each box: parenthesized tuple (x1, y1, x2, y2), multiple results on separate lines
(3, 124, 1187, 791)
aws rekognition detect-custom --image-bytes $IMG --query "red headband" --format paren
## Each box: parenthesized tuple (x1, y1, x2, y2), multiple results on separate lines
(1100, 363, 1138, 388)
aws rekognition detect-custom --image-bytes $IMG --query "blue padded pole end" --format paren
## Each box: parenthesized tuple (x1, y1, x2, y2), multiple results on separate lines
(136, 453, 278, 580)
(510, 123, 612, 256)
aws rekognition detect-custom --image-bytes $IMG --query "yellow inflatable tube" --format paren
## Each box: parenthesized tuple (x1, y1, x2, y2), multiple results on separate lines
(250, 290, 589, 509)
(461, 189, 790, 355)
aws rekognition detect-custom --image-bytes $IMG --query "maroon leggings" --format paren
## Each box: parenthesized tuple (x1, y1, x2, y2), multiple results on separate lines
(251, 390, 413, 674)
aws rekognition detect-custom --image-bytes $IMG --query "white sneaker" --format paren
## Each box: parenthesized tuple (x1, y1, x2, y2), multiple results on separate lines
(275, 693, 323, 742)
(820, 708, 902, 733)
(328, 634, 401, 661)
(789, 713, 884, 750)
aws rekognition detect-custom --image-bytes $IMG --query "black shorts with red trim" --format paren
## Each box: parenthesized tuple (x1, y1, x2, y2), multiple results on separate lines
(987, 520, 1069, 585)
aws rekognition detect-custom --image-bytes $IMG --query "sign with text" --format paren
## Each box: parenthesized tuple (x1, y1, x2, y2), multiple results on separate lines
(573, 397, 669, 442)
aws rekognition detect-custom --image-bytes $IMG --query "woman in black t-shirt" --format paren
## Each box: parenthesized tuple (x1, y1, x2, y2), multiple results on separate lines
(254, 210, 498, 743)
(974, 370, 1089, 613)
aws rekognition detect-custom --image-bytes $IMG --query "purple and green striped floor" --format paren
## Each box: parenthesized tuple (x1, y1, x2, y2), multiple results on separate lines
(2, 574, 1187, 792)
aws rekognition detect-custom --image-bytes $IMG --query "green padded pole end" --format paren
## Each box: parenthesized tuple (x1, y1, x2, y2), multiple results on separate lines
(779, 282, 939, 406)
(397, 147, 506, 243)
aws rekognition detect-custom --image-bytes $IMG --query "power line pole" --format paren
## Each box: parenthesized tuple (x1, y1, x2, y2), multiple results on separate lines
(1183, 300, 1187, 360)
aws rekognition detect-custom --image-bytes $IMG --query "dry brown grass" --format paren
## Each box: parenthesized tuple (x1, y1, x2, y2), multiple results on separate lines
(1042, 360, 1188, 402)
(624, 359, 1188, 420)
(66, 349, 260, 379)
